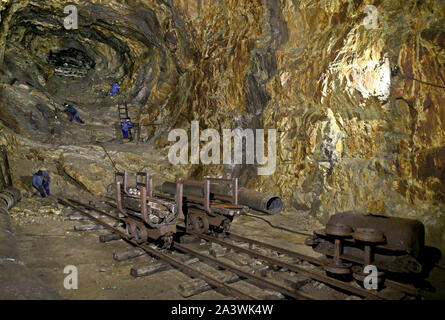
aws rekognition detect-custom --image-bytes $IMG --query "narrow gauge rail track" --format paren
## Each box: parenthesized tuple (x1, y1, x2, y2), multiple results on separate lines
(175, 219, 418, 299)
(225, 232, 420, 297)
(60, 198, 416, 300)
(58, 197, 315, 300)
(183, 230, 383, 300)
(58, 197, 256, 300)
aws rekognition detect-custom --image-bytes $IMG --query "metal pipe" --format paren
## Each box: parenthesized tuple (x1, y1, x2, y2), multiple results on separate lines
(0, 192, 14, 210)
(159, 181, 203, 198)
(233, 178, 238, 205)
(237, 187, 283, 215)
(3, 187, 21, 203)
(0, 187, 21, 210)
(158, 181, 284, 215)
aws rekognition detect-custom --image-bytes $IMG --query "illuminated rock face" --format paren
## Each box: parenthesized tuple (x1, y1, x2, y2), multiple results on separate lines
(0, 1, 443, 248)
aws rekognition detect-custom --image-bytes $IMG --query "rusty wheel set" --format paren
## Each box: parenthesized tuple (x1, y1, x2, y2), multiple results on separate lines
(305, 211, 426, 288)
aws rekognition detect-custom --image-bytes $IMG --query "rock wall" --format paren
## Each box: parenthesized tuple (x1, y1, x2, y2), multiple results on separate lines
(163, 0, 445, 250)
(0, 0, 443, 249)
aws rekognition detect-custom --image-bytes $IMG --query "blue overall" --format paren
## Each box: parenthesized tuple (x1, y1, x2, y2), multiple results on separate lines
(122, 120, 133, 139)
(63, 105, 84, 124)
(110, 83, 121, 96)
(32, 171, 50, 198)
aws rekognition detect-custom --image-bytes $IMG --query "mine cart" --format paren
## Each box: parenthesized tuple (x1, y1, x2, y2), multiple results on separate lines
(115, 171, 179, 248)
(178, 177, 246, 234)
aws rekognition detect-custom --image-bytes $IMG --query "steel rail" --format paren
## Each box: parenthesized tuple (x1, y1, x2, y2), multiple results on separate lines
(58, 197, 256, 300)
(172, 242, 315, 300)
(229, 232, 322, 265)
(67, 198, 121, 220)
(227, 232, 419, 297)
(186, 231, 384, 300)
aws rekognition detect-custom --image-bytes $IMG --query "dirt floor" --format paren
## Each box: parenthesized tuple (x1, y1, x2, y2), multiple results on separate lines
(9, 195, 445, 300)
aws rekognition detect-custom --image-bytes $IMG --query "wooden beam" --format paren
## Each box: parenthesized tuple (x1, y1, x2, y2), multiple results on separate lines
(113, 248, 144, 261)
(1, 146, 12, 186)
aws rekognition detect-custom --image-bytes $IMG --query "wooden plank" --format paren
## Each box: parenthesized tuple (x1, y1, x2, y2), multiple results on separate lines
(258, 290, 285, 300)
(224, 252, 253, 266)
(69, 215, 90, 221)
(178, 262, 240, 297)
(209, 247, 227, 258)
(179, 235, 201, 244)
(69, 214, 108, 221)
(113, 248, 144, 261)
(63, 210, 79, 216)
(74, 224, 105, 231)
(131, 256, 199, 277)
(99, 233, 121, 243)
(131, 262, 171, 277)
(179, 273, 239, 297)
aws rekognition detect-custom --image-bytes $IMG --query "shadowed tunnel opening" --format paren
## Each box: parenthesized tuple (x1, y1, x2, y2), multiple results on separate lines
(0, 0, 183, 146)
(266, 196, 284, 214)
(4, 5, 152, 103)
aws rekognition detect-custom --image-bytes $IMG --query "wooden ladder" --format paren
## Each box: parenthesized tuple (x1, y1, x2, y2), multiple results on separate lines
(117, 102, 133, 141)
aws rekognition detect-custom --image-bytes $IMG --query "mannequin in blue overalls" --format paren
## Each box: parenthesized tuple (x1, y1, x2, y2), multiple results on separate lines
(110, 83, 121, 96)
(122, 119, 133, 140)
(63, 103, 84, 124)
(32, 170, 50, 198)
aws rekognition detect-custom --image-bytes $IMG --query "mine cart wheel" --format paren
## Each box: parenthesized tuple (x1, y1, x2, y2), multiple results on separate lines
(193, 214, 209, 234)
(188, 212, 209, 234)
(351, 265, 385, 286)
(186, 216, 194, 232)
(125, 221, 135, 239)
(134, 225, 147, 244)
(325, 223, 353, 237)
(353, 228, 385, 243)
(399, 256, 422, 274)
(304, 235, 320, 246)
(161, 235, 173, 249)
(324, 262, 352, 275)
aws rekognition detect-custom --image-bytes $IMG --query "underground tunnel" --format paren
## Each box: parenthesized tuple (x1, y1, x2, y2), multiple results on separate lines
(0, 0, 444, 305)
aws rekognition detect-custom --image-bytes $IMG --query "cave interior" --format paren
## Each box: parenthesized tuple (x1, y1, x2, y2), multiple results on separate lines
(0, 0, 444, 300)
